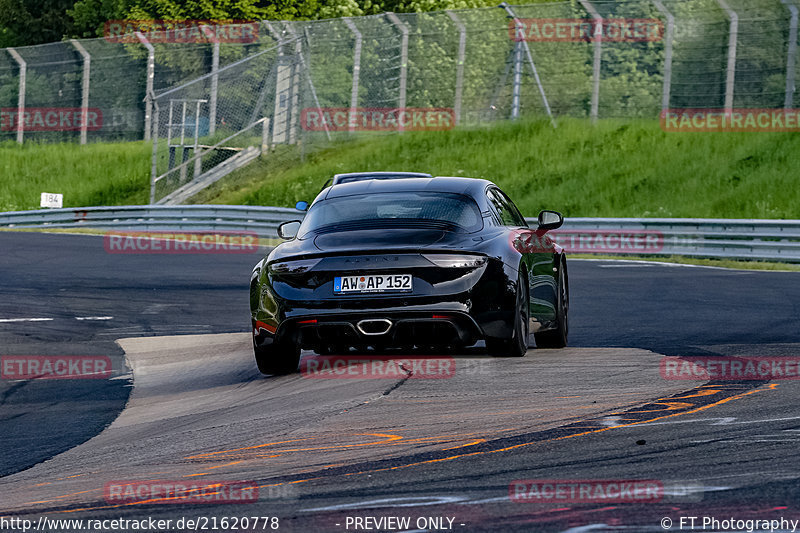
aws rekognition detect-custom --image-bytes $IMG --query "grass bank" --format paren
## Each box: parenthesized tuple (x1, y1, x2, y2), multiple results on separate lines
(0, 141, 150, 212)
(196, 118, 800, 219)
(3, 118, 800, 219)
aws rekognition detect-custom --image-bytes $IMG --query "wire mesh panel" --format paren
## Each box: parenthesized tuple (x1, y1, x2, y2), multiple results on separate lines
(79, 38, 146, 141)
(0, 50, 21, 141)
(589, 0, 668, 118)
(726, 0, 792, 109)
(663, 0, 729, 109)
(792, 2, 800, 109)
(504, 3, 594, 120)
(351, 14, 406, 110)
(4, 42, 84, 143)
(396, 11, 460, 109)
(0, 2, 797, 151)
(136, 23, 273, 92)
(150, 38, 283, 203)
(453, 7, 515, 124)
(284, 19, 345, 156)
(302, 18, 357, 110)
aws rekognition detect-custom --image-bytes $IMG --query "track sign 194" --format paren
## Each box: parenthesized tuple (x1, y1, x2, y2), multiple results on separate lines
(40, 192, 63, 208)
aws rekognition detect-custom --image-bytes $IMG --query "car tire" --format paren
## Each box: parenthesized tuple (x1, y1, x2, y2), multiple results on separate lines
(487, 274, 529, 358)
(254, 337, 300, 375)
(534, 260, 568, 349)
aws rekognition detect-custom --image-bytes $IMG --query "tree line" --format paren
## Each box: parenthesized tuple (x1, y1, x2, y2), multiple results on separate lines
(0, 0, 509, 48)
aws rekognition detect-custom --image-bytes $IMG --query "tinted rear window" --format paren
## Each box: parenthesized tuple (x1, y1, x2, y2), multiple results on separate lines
(300, 192, 483, 235)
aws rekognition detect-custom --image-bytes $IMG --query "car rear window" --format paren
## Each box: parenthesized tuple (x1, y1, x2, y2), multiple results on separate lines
(299, 192, 483, 235)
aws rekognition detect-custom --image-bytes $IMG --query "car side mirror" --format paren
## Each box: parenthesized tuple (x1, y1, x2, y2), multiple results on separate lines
(277, 220, 302, 240)
(295, 201, 309, 212)
(537, 210, 563, 231)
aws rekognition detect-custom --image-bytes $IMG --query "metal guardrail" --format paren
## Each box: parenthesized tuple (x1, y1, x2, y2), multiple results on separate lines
(0, 205, 300, 238)
(1, 206, 799, 262)
(554, 217, 800, 262)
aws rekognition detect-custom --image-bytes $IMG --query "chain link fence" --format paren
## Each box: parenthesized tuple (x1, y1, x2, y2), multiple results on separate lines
(1, 1, 799, 200)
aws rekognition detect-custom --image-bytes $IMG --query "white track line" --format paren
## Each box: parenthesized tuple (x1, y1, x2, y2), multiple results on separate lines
(574, 257, 800, 272)
(0, 317, 114, 323)
(599, 264, 658, 268)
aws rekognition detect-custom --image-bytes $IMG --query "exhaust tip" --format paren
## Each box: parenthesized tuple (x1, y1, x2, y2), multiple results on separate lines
(356, 318, 393, 336)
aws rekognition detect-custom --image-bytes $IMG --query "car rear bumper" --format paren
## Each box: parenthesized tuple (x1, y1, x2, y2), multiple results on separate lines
(255, 308, 483, 351)
(252, 256, 521, 351)
(296, 311, 481, 350)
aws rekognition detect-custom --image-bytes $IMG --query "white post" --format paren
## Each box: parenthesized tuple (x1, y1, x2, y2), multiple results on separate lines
(265, 22, 290, 145)
(167, 101, 174, 147)
(149, 95, 159, 204)
(261, 117, 271, 154)
(282, 22, 302, 146)
(201, 25, 220, 135)
(70, 39, 91, 145)
(180, 100, 187, 182)
(7, 48, 26, 144)
(579, 0, 602, 123)
(446, 10, 467, 125)
(511, 34, 522, 120)
(782, 0, 798, 109)
(136, 32, 155, 140)
(716, 0, 738, 112)
(651, 0, 675, 112)
(387, 13, 409, 132)
(294, 25, 330, 141)
(193, 100, 202, 178)
(344, 18, 362, 134)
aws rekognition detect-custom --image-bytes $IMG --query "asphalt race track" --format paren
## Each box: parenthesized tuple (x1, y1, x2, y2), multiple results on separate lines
(2, 231, 800, 532)
(0, 232, 257, 477)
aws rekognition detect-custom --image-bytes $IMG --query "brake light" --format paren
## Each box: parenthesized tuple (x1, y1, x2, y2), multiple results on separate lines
(298, 319, 317, 324)
(422, 254, 487, 268)
(268, 258, 322, 274)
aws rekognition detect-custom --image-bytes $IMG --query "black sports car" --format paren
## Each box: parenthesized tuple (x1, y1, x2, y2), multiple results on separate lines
(249, 173, 568, 375)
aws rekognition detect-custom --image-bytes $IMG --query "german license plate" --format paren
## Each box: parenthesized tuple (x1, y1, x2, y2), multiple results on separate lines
(334, 274, 412, 294)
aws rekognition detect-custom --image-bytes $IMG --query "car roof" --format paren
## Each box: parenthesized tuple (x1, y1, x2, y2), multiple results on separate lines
(320, 176, 494, 200)
(332, 171, 433, 184)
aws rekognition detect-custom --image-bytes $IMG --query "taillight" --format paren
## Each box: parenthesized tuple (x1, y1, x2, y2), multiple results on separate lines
(268, 258, 322, 274)
(422, 254, 487, 268)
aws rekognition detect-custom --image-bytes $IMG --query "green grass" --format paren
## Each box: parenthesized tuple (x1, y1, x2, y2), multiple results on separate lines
(3, 117, 800, 219)
(196, 117, 800, 219)
(0, 141, 150, 211)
